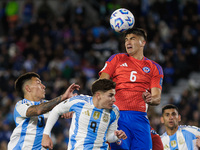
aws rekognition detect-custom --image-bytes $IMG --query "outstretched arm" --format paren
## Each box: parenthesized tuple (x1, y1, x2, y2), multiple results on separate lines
(42, 101, 70, 149)
(62, 83, 80, 99)
(26, 83, 80, 117)
(61, 111, 73, 119)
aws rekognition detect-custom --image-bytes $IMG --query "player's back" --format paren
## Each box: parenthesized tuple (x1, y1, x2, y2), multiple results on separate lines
(67, 95, 119, 150)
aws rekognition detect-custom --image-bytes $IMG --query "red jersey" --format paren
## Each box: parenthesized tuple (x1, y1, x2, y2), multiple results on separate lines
(99, 53, 163, 112)
(151, 127, 164, 150)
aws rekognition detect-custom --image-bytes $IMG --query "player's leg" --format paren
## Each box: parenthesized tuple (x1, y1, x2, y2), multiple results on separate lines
(131, 113, 152, 150)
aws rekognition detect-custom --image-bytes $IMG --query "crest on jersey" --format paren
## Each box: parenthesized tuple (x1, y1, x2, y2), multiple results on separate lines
(103, 114, 109, 122)
(178, 137, 184, 145)
(142, 67, 150, 73)
(164, 145, 169, 149)
(82, 110, 90, 116)
(170, 140, 177, 147)
(93, 111, 100, 120)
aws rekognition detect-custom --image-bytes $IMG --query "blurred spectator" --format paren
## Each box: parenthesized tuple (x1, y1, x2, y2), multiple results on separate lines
(0, 2, 8, 35)
(21, 0, 35, 24)
(37, 0, 55, 21)
(163, 61, 175, 92)
(0, 0, 200, 148)
(5, 0, 19, 31)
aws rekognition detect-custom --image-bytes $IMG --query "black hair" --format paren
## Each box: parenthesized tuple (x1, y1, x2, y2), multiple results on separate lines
(124, 27, 147, 41)
(162, 104, 179, 115)
(91, 79, 116, 95)
(15, 72, 40, 98)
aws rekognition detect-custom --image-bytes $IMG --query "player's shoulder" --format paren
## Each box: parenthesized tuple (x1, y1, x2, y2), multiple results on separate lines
(16, 99, 34, 107)
(112, 104, 119, 111)
(107, 53, 129, 62)
(68, 94, 92, 103)
(160, 132, 168, 139)
(150, 127, 159, 135)
(111, 104, 119, 114)
(144, 57, 163, 74)
(144, 57, 162, 67)
(179, 125, 200, 131)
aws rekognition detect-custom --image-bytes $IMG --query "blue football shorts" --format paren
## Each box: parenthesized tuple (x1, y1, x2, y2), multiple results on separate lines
(110, 111, 152, 150)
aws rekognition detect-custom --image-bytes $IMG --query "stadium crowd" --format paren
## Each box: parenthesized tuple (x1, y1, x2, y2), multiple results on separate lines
(0, 0, 200, 149)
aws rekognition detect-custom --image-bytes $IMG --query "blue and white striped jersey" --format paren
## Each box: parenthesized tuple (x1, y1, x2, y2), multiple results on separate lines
(43, 94, 120, 150)
(161, 125, 200, 150)
(8, 99, 49, 150)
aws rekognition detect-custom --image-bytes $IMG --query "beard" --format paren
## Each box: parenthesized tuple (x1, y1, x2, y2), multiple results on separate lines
(167, 123, 178, 130)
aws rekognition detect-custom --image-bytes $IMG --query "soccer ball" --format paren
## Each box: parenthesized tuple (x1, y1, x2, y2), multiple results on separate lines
(110, 8, 135, 33)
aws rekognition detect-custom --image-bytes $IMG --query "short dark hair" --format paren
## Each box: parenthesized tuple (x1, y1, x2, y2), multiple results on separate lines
(15, 72, 40, 98)
(91, 79, 116, 95)
(124, 27, 147, 41)
(162, 104, 179, 115)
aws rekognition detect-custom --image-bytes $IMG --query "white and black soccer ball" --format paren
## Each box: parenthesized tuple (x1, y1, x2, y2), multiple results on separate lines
(110, 8, 135, 33)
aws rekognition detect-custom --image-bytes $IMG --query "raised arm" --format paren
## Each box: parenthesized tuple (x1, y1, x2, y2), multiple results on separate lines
(26, 83, 80, 117)
(62, 83, 80, 99)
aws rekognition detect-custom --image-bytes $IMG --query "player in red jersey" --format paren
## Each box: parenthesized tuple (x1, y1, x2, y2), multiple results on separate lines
(99, 27, 164, 149)
(151, 127, 164, 150)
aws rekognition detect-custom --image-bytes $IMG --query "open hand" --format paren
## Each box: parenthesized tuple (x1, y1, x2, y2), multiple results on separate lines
(61, 111, 74, 119)
(62, 83, 80, 100)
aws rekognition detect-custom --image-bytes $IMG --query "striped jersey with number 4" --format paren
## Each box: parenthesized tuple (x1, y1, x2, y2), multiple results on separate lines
(99, 53, 163, 112)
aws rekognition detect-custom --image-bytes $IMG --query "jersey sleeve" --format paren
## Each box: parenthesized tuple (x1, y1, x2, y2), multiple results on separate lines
(184, 126, 200, 136)
(99, 54, 119, 77)
(106, 107, 120, 143)
(151, 63, 164, 89)
(15, 102, 32, 117)
(43, 99, 72, 135)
